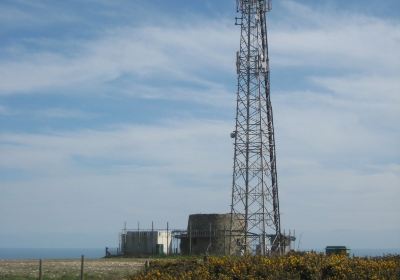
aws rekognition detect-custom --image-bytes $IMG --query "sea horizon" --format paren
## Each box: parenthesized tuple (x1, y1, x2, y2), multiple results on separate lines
(0, 247, 399, 260)
(0, 248, 106, 260)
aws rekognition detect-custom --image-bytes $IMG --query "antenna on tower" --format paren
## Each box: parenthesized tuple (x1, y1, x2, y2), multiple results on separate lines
(236, 0, 241, 13)
(267, 0, 272, 11)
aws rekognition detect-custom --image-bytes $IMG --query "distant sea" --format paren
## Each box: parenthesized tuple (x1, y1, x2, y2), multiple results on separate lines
(0, 248, 399, 260)
(306, 248, 400, 257)
(0, 248, 105, 260)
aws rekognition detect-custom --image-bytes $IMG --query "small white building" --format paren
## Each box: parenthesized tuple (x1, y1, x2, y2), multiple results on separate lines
(121, 230, 172, 256)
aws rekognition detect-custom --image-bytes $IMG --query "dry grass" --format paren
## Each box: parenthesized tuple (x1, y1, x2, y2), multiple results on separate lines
(0, 258, 145, 280)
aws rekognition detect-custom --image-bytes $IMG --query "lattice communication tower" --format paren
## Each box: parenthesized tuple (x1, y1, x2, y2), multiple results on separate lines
(229, 0, 281, 255)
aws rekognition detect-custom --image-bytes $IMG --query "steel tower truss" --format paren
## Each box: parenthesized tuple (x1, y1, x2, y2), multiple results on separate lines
(229, 0, 281, 255)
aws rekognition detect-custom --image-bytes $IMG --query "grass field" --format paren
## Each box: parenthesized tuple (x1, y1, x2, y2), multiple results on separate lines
(0, 258, 144, 280)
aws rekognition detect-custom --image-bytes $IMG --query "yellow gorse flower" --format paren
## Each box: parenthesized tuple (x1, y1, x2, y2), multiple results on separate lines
(130, 253, 400, 280)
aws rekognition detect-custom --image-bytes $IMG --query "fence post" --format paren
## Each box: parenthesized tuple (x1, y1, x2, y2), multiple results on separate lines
(80, 255, 84, 280)
(151, 221, 154, 256)
(166, 222, 169, 256)
(224, 225, 226, 255)
(38, 259, 42, 280)
(189, 222, 192, 255)
(209, 223, 212, 254)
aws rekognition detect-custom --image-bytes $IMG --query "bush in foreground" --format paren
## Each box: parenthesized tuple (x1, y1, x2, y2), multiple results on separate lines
(130, 253, 400, 280)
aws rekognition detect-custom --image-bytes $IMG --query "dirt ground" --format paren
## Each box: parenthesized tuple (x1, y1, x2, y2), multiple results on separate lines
(0, 258, 145, 279)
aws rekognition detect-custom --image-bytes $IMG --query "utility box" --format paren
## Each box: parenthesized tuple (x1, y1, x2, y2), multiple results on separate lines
(325, 246, 349, 256)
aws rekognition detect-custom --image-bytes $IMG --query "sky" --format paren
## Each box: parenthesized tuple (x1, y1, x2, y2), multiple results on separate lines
(0, 0, 399, 250)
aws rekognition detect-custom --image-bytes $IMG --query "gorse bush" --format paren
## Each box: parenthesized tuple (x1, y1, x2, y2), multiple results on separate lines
(130, 253, 400, 280)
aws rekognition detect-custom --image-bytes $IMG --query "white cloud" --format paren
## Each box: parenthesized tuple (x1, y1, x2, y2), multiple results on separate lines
(310, 75, 400, 103)
(269, 1, 400, 162)
(34, 108, 97, 119)
(267, 1, 400, 245)
(0, 118, 233, 178)
(0, 1, 83, 28)
(0, 20, 237, 109)
(272, 2, 400, 73)
(0, 107, 97, 119)
(0, 105, 10, 115)
(0, 118, 233, 242)
(279, 159, 400, 248)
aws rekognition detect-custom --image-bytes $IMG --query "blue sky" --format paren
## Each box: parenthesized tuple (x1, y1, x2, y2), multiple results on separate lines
(0, 0, 399, 250)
